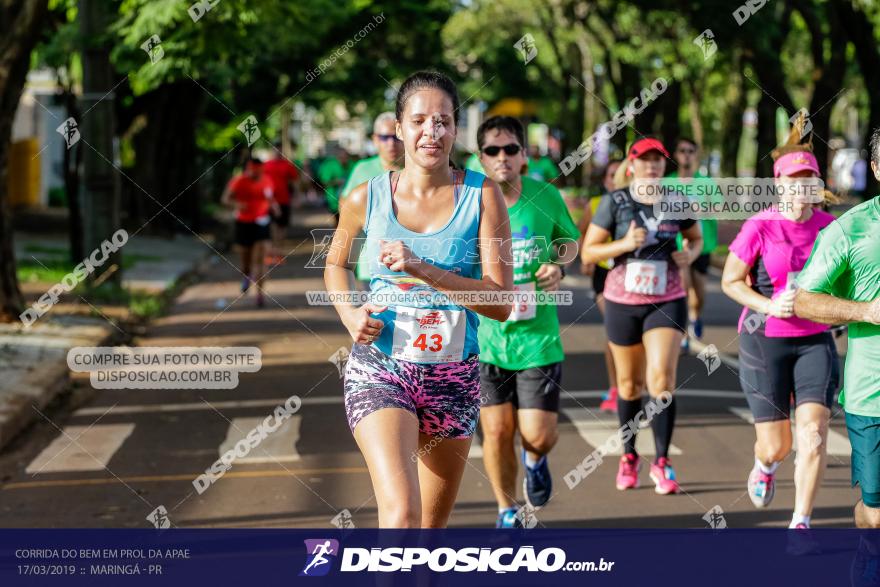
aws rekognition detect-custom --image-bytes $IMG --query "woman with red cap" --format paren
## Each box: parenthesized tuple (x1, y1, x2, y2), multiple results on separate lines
(721, 113, 839, 532)
(581, 138, 703, 495)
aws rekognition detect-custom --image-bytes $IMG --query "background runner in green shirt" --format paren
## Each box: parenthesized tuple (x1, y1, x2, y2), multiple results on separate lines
(317, 151, 349, 215)
(526, 146, 559, 183)
(340, 112, 404, 282)
(795, 183, 880, 525)
(473, 115, 580, 528)
(478, 175, 580, 369)
(669, 138, 715, 342)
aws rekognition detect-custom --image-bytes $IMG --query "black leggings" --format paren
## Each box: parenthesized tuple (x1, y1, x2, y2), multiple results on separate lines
(738, 331, 839, 423)
(603, 297, 688, 346)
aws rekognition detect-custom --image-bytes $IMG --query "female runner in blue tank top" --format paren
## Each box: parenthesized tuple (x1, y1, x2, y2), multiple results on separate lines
(324, 71, 513, 528)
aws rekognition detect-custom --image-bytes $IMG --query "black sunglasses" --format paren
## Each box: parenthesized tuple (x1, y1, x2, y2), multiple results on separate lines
(481, 144, 522, 156)
(376, 134, 401, 142)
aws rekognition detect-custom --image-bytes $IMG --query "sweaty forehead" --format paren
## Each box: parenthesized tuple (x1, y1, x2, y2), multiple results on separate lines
(404, 90, 454, 117)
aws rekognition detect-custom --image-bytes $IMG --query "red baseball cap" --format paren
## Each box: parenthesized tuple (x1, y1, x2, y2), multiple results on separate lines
(628, 138, 670, 160)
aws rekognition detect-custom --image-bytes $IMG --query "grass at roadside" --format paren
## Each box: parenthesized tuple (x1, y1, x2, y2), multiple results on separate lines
(17, 250, 173, 322)
(79, 283, 168, 321)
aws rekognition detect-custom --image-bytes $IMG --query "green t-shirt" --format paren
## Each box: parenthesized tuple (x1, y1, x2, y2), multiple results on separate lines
(477, 177, 581, 370)
(797, 196, 880, 417)
(341, 156, 389, 199)
(318, 157, 347, 213)
(527, 156, 558, 183)
(341, 156, 392, 281)
(669, 170, 718, 254)
(465, 153, 485, 173)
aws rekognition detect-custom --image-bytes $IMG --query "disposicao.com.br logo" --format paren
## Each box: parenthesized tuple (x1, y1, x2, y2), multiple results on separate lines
(299, 539, 614, 575)
(300, 539, 339, 576)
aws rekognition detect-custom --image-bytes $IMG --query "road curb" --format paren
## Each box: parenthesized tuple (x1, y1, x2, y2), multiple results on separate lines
(0, 245, 216, 454)
(0, 321, 119, 453)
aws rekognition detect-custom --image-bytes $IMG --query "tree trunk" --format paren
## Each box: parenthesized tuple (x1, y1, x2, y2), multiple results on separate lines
(660, 79, 682, 148)
(747, 9, 795, 178)
(801, 0, 846, 177)
(755, 93, 778, 178)
(0, 0, 50, 321)
(80, 0, 122, 284)
(129, 82, 205, 234)
(63, 85, 84, 263)
(720, 53, 746, 177)
(836, 0, 880, 197)
(685, 81, 702, 149)
(617, 62, 642, 146)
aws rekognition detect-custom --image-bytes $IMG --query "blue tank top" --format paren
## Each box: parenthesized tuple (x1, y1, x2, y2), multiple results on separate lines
(363, 170, 484, 363)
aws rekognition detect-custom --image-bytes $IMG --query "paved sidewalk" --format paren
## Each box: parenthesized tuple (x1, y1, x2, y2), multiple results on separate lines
(1, 232, 218, 452)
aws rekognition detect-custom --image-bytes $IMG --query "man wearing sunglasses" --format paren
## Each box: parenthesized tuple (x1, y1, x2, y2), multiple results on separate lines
(341, 112, 405, 283)
(475, 116, 580, 527)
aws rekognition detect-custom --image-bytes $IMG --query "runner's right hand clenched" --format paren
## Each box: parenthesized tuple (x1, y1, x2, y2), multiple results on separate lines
(765, 289, 796, 319)
(623, 220, 647, 252)
(343, 303, 388, 344)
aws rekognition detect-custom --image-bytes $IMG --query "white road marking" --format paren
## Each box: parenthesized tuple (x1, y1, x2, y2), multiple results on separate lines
(73, 389, 746, 417)
(217, 416, 302, 463)
(560, 407, 682, 456)
(728, 407, 851, 456)
(26, 424, 135, 474)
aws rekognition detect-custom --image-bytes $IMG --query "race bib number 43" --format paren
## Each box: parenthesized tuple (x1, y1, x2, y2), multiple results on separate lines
(391, 307, 466, 363)
(624, 259, 668, 295)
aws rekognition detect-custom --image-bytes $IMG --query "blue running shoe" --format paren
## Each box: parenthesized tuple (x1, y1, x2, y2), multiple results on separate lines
(522, 450, 552, 507)
(495, 506, 522, 528)
(692, 318, 704, 339)
(852, 537, 880, 587)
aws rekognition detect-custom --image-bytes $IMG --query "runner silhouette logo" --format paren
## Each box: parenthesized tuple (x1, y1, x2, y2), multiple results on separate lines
(300, 539, 339, 577)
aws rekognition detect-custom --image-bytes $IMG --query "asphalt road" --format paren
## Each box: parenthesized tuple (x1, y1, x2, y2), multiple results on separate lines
(0, 236, 859, 529)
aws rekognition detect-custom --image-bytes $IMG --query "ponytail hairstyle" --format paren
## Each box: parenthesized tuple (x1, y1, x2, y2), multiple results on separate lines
(773, 110, 840, 207)
(612, 157, 632, 189)
(395, 71, 460, 169)
(771, 110, 813, 160)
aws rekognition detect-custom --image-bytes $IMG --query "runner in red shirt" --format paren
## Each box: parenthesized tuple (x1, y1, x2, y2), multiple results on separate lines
(262, 142, 299, 265)
(221, 157, 279, 307)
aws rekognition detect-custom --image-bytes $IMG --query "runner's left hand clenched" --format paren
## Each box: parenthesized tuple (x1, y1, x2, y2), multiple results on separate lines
(378, 240, 420, 274)
(671, 239, 692, 269)
(535, 263, 562, 291)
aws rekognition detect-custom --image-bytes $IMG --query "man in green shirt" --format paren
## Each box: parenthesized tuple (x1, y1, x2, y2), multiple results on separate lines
(670, 137, 717, 342)
(317, 147, 350, 222)
(341, 112, 404, 199)
(475, 116, 580, 528)
(340, 113, 404, 283)
(794, 129, 880, 529)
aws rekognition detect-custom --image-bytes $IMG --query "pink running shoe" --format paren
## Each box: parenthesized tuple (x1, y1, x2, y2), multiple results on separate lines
(650, 457, 680, 495)
(599, 387, 618, 412)
(616, 453, 640, 490)
(747, 464, 776, 508)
